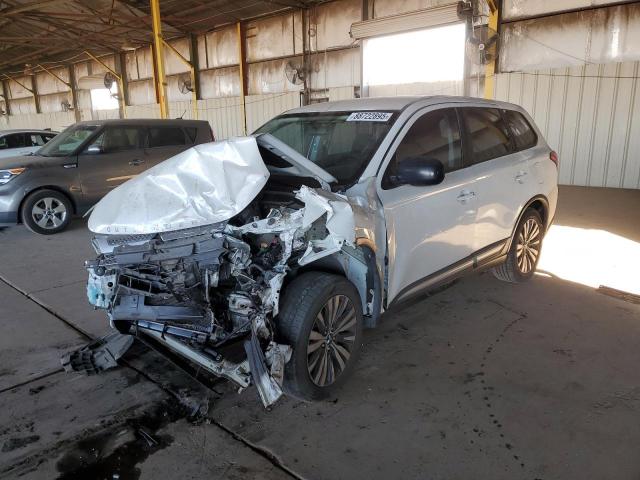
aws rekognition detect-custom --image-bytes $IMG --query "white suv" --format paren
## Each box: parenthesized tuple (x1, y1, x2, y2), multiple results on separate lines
(81, 96, 558, 406)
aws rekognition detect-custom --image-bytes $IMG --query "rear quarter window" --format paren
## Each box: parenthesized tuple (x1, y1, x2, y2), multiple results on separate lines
(503, 110, 537, 151)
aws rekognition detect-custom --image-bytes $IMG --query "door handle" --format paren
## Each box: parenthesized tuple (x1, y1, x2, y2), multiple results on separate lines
(456, 190, 476, 203)
(515, 171, 528, 183)
(129, 158, 144, 166)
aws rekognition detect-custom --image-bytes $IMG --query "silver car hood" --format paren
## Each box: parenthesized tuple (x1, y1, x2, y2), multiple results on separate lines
(255, 133, 337, 188)
(88, 136, 270, 235)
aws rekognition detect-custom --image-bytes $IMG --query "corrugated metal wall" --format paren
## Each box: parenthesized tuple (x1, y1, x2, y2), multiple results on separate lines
(2, 0, 640, 190)
(494, 61, 640, 189)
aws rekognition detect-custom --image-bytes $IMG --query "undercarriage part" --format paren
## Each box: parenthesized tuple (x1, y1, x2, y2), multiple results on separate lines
(142, 329, 251, 389)
(61, 333, 134, 375)
(244, 333, 284, 408)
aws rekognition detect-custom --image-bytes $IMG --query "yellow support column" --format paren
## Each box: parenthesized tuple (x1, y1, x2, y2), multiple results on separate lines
(150, 0, 169, 118)
(483, 0, 498, 99)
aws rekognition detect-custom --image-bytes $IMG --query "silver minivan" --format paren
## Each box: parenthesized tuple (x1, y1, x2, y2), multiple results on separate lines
(79, 96, 558, 406)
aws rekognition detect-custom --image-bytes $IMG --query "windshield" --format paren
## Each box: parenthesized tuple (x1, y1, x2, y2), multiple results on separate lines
(255, 111, 396, 184)
(37, 124, 99, 157)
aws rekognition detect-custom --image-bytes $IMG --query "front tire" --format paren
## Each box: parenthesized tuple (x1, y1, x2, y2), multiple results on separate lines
(277, 272, 363, 401)
(21, 189, 72, 235)
(492, 208, 544, 283)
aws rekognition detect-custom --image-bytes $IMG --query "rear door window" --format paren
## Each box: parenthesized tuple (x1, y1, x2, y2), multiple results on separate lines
(461, 107, 513, 165)
(148, 126, 186, 147)
(503, 110, 537, 150)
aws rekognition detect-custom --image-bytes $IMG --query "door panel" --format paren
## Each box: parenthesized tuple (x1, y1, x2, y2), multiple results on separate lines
(376, 107, 477, 303)
(465, 156, 527, 250)
(78, 126, 146, 207)
(143, 125, 189, 168)
(380, 170, 478, 302)
(459, 107, 528, 251)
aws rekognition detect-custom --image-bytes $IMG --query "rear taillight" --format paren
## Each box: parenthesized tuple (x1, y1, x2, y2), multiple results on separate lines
(549, 150, 559, 167)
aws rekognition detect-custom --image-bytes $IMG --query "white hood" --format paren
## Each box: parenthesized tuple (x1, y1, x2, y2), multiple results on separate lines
(88, 137, 270, 235)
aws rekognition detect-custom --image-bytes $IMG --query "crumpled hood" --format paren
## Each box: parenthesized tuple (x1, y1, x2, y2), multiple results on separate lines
(88, 136, 270, 235)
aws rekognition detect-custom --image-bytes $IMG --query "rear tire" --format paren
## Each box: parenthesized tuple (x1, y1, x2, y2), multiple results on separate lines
(21, 189, 72, 235)
(492, 208, 544, 283)
(276, 272, 363, 401)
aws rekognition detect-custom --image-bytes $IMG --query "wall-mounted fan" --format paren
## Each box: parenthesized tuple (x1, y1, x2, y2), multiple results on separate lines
(465, 25, 499, 66)
(61, 100, 74, 111)
(285, 61, 305, 85)
(178, 75, 193, 94)
(103, 72, 121, 99)
(103, 72, 116, 89)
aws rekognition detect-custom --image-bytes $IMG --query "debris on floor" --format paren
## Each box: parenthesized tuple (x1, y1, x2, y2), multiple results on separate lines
(61, 333, 134, 375)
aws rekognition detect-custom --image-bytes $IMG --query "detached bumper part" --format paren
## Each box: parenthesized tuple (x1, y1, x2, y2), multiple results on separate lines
(244, 334, 291, 408)
(61, 333, 134, 375)
(141, 328, 251, 389)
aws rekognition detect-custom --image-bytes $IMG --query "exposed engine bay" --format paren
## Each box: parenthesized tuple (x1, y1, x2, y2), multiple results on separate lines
(81, 136, 374, 407)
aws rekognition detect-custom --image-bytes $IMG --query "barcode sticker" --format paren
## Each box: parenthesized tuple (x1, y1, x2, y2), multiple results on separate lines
(346, 112, 393, 122)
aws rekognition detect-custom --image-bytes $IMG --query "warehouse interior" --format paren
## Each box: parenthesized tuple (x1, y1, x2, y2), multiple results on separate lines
(1, 1, 640, 479)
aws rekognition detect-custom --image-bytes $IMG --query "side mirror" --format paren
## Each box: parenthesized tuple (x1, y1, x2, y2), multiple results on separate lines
(85, 144, 103, 155)
(393, 157, 445, 187)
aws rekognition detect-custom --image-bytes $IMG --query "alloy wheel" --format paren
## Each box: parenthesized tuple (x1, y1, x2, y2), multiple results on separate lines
(307, 294, 357, 387)
(516, 217, 541, 274)
(32, 197, 67, 230)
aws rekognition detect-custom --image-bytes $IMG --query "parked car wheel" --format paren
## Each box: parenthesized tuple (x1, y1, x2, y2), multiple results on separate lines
(493, 208, 544, 283)
(21, 189, 72, 235)
(277, 272, 363, 401)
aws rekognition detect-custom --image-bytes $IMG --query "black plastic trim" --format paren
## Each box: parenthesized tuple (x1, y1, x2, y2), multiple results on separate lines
(388, 238, 509, 309)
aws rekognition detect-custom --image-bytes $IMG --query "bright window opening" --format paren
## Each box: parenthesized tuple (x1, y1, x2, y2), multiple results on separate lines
(90, 84, 119, 111)
(363, 23, 466, 94)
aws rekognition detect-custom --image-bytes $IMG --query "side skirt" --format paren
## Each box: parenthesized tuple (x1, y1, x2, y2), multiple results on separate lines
(387, 238, 509, 309)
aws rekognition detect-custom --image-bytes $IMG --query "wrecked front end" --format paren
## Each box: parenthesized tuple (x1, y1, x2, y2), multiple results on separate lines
(81, 137, 362, 407)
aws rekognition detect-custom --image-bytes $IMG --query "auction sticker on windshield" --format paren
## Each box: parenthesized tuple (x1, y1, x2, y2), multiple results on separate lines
(346, 112, 393, 122)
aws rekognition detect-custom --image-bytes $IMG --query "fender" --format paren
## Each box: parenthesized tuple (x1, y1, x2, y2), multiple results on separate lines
(503, 194, 550, 255)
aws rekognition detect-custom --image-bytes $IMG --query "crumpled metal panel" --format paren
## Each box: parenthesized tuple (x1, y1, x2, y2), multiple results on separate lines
(500, 3, 640, 72)
(88, 137, 270, 235)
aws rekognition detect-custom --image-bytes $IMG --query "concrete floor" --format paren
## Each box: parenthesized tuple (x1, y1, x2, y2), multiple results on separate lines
(0, 185, 639, 480)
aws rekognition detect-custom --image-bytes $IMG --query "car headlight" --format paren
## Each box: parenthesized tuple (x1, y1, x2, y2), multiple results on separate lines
(0, 168, 26, 185)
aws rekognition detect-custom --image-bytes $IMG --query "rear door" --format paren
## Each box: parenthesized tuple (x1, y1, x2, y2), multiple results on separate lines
(143, 125, 190, 168)
(458, 107, 530, 251)
(377, 106, 478, 304)
(78, 125, 146, 206)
